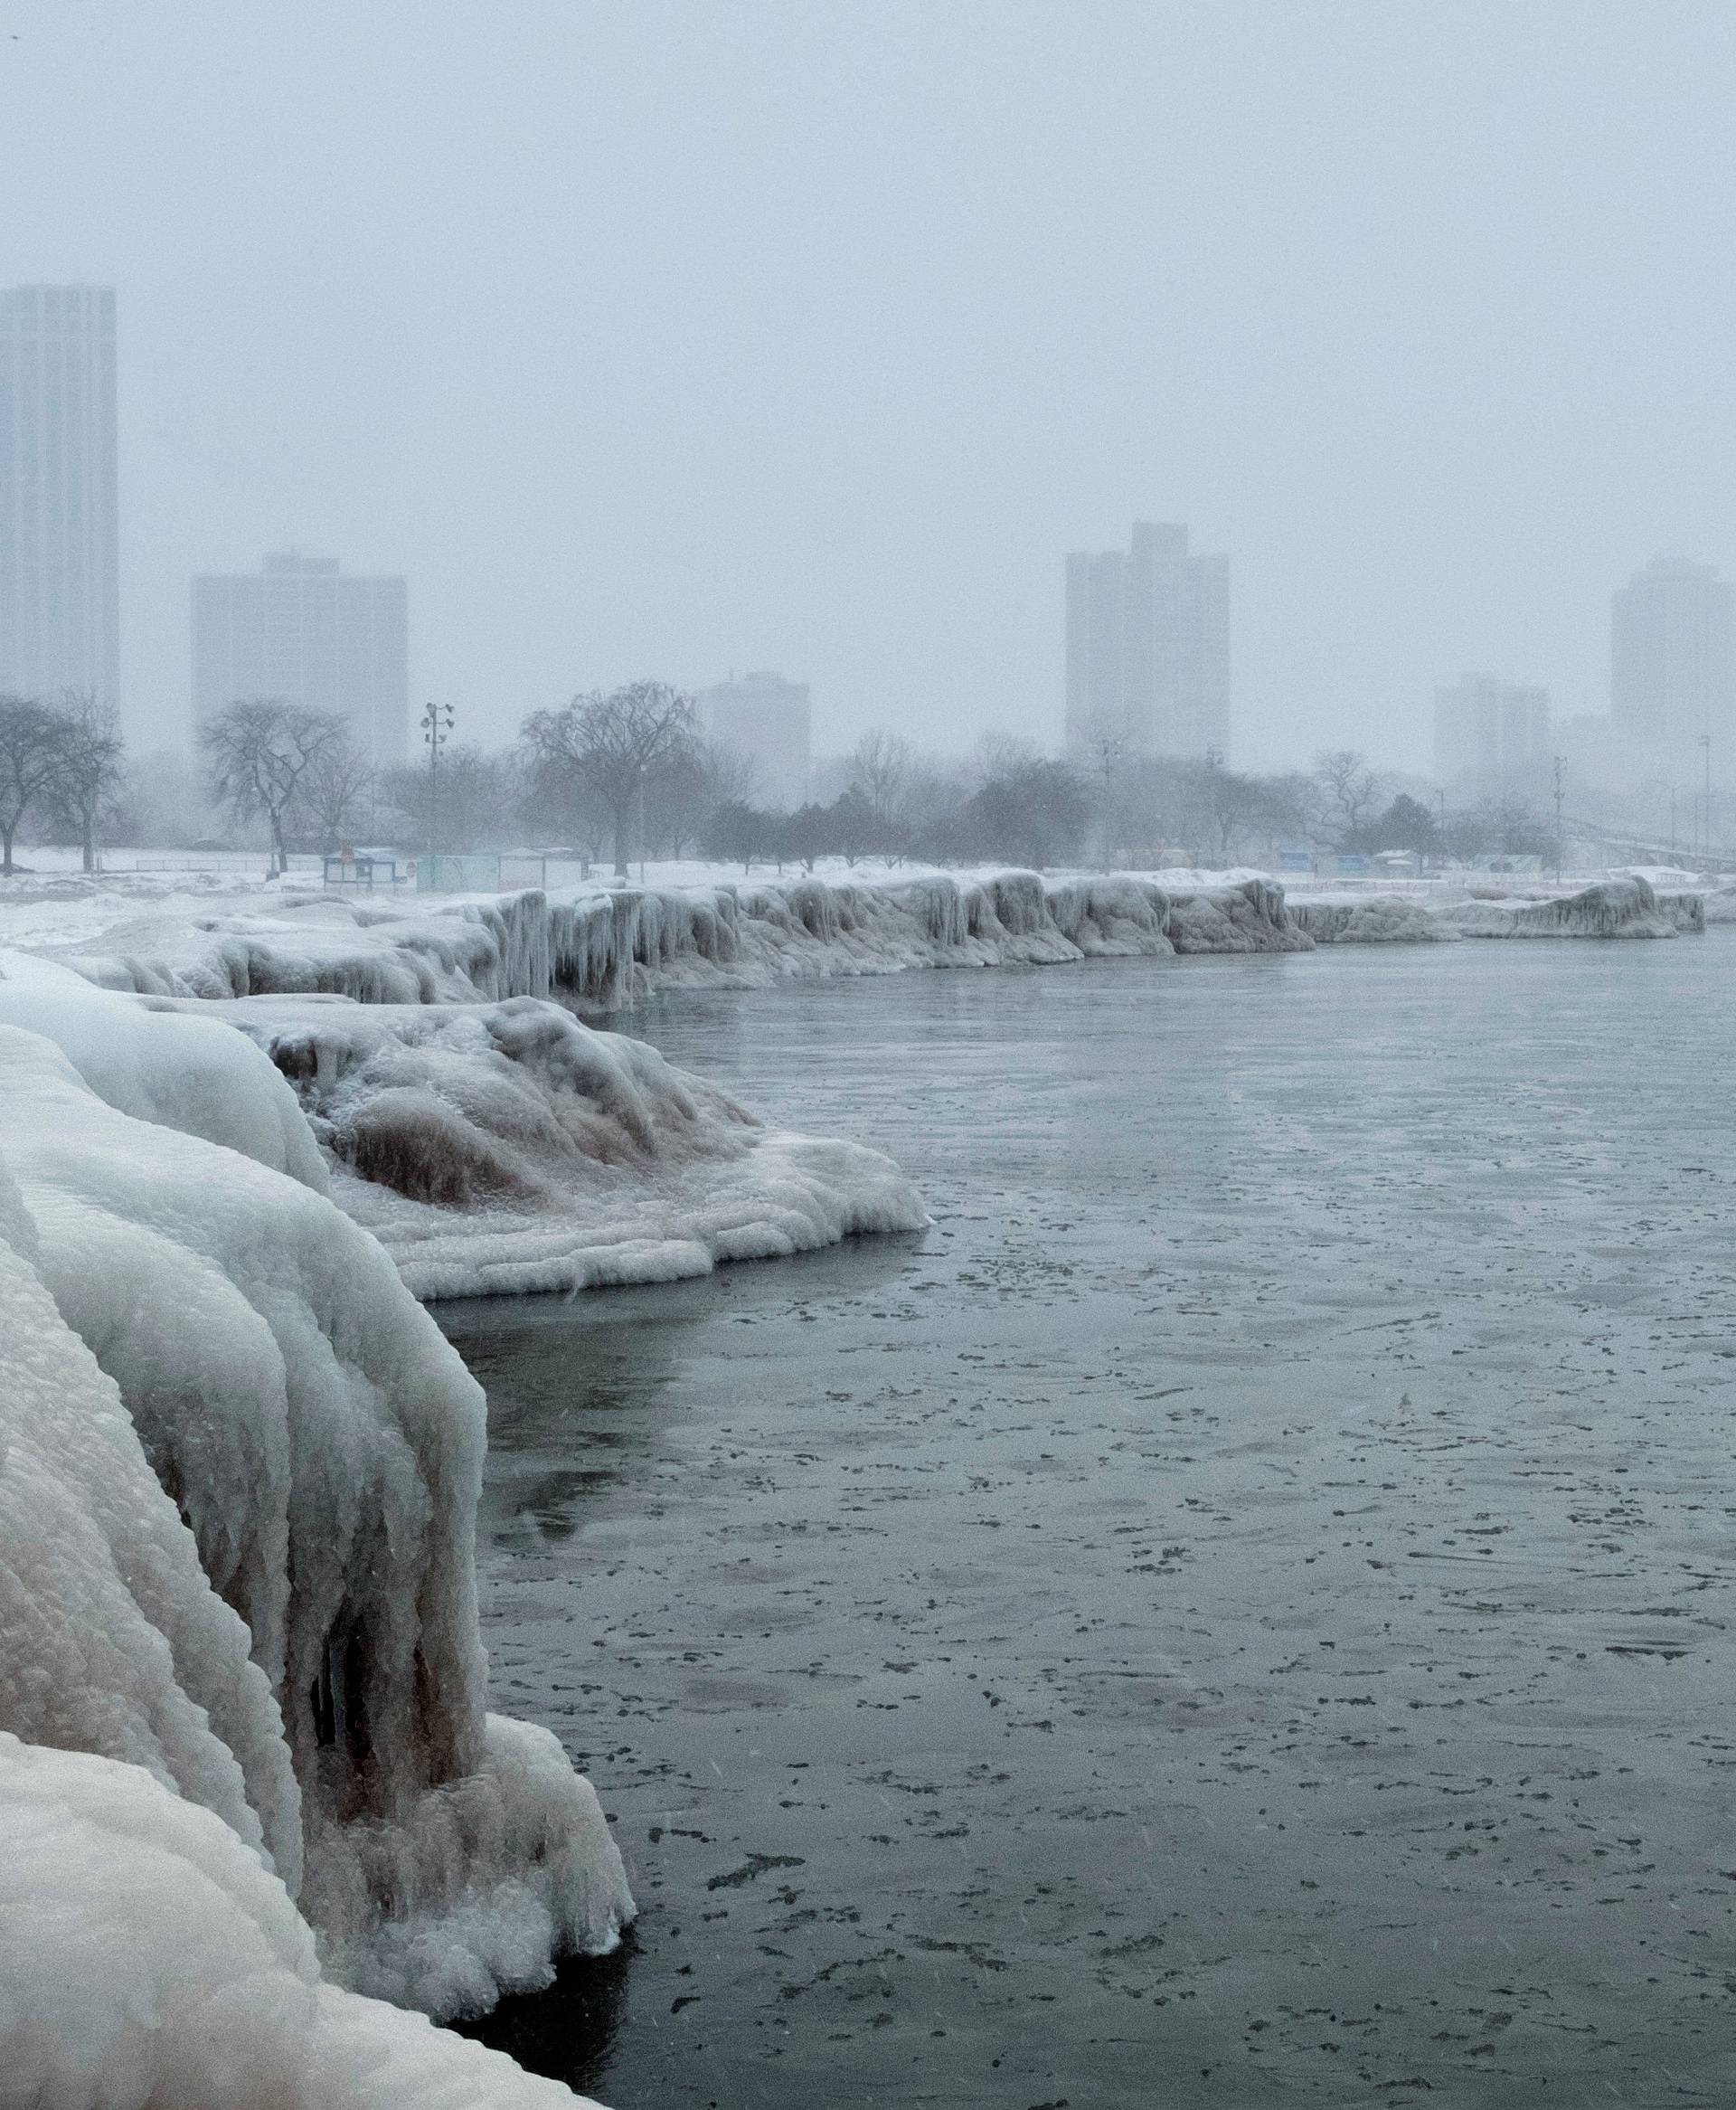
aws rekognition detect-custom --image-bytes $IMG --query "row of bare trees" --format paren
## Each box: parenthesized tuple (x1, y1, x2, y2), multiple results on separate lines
(2, 684, 1567, 882)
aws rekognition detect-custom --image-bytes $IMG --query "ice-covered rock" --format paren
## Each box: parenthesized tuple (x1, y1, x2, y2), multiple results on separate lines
(1446, 875, 1690, 940)
(0, 997, 633, 2020)
(213, 991, 930, 1300)
(0, 1735, 602, 2108)
(1290, 895, 1456, 944)
(1165, 877, 1313, 954)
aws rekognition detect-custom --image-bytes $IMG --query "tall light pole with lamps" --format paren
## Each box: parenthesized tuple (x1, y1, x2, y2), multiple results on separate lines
(1700, 731, 1712, 868)
(421, 702, 455, 879)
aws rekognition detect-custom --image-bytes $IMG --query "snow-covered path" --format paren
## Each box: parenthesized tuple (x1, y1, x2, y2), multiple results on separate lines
(451, 934, 1736, 2106)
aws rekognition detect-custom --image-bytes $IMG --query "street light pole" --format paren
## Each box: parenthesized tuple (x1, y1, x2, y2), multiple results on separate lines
(420, 702, 455, 881)
(638, 761, 647, 887)
(1701, 731, 1712, 869)
(1552, 755, 1566, 880)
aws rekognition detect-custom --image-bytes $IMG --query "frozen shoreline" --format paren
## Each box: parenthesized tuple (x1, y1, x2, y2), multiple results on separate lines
(0, 861, 1718, 2107)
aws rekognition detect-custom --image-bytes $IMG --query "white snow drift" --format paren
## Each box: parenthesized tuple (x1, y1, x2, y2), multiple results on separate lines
(0, 968, 633, 2099)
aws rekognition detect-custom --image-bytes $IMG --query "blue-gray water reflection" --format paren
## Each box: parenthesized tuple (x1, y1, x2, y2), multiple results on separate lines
(450, 939, 1736, 2107)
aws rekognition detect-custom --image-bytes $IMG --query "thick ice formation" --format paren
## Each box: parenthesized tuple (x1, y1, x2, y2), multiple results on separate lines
(58, 868, 1311, 1017)
(1291, 895, 1456, 945)
(211, 991, 930, 1299)
(1165, 876, 1312, 953)
(1445, 875, 1693, 940)
(0, 1736, 601, 2109)
(0, 980, 633, 2026)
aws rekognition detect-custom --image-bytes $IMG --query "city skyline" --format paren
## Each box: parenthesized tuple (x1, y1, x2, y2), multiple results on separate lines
(4, 271, 1731, 789)
(9, 5, 1736, 771)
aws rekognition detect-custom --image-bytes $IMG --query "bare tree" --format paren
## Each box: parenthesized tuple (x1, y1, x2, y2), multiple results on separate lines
(1312, 748, 1383, 846)
(849, 730, 914, 820)
(296, 732, 376, 852)
(200, 699, 344, 876)
(48, 692, 126, 874)
(519, 681, 697, 877)
(0, 695, 71, 875)
(381, 743, 514, 855)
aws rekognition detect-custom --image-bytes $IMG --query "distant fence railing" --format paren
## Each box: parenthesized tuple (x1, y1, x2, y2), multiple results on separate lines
(415, 852, 596, 894)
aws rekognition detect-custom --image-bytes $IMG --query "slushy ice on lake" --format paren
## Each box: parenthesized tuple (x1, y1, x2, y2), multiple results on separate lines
(4, 869, 1735, 2108)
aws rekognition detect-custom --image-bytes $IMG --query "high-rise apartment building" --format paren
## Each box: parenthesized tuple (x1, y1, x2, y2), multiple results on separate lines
(1433, 673, 1551, 788)
(1064, 521, 1228, 756)
(1611, 555, 1734, 747)
(192, 553, 408, 763)
(0, 285, 119, 705)
(700, 670, 811, 808)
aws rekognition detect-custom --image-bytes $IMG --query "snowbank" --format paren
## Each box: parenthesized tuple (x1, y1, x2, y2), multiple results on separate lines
(1445, 875, 1690, 940)
(56, 868, 1313, 1017)
(0, 1735, 600, 2109)
(0, 990, 633, 2024)
(212, 991, 929, 1299)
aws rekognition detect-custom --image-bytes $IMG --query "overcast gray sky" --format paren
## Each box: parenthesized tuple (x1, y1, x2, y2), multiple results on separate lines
(5, 0, 1734, 768)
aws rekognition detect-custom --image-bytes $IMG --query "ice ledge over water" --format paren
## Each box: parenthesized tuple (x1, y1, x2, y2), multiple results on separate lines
(208, 990, 931, 1300)
(0, 979, 633, 2101)
(0, 1735, 605, 2108)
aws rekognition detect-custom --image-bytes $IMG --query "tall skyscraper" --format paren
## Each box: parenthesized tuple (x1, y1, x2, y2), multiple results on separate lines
(0, 285, 120, 706)
(699, 670, 811, 807)
(1611, 555, 1734, 747)
(1064, 521, 1228, 756)
(1434, 674, 1550, 788)
(192, 553, 409, 763)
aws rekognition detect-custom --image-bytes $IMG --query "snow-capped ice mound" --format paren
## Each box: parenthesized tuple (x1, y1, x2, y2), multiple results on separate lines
(0, 1140, 297, 1884)
(1165, 877, 1313, 954)
(1290, 896, 1456, 945)
(0, 1000, 633, 2018)
(214, 993, 930, 1300)
(0, 1735, 601, 2108)
(0, 950, 326, 1184)
(1445, 875, 1688, 940)
(1043, 874, 1174, 955)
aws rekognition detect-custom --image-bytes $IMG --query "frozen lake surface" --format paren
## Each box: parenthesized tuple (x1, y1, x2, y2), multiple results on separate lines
(448, 937, 1736, 2107)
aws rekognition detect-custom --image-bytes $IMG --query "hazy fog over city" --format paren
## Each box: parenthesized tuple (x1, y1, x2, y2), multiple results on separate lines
(6, 0, 1736, 769)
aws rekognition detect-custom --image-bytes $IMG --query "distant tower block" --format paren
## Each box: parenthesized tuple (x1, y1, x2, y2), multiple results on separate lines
(1611, 555, 1735, 749)
(0, 286, 120, 706)
(192, 553, 409, 764)
(1433, 673, 1551, 790)
(700, 671, 812, 809)
(1064, 521, 1228, 757)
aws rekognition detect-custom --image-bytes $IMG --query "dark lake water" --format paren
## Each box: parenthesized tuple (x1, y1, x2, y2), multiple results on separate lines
(446, 934, 1736, 2109)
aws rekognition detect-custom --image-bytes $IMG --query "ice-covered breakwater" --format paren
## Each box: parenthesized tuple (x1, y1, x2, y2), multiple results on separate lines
(58, 867, 1704, 1024)
(1294, 874, 1702, 945)
(0, 963, 631, 2103)
(61, 869, 1307, 1012)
